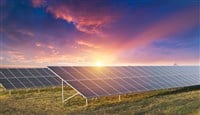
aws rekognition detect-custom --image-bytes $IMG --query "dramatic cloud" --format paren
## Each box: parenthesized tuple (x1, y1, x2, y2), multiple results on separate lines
(43, 0, 120, 34)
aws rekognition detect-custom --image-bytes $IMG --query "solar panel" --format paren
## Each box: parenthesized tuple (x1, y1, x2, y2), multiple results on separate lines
(49, 66, 200, 98)
(0, 68, 61, 90)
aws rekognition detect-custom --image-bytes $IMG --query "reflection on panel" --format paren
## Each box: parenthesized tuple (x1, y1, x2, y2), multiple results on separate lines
(49, 66, 200, 98)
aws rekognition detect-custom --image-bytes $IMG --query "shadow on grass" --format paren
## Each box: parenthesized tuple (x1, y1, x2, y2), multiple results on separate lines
(151, 85, 200, 98)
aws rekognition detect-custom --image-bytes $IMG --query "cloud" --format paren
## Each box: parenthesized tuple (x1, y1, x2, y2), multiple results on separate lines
(42, 0, 120, 34)
(17, 29, 35, 37)
(6, 50, 26, 63)
(77, 40, 99, 48)
(31, 0, 46, 7)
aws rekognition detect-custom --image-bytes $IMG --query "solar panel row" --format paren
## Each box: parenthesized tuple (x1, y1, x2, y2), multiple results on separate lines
(49, 66, 200, 98)
(0, 68, 61, 90)
(49, 66, 199, 80)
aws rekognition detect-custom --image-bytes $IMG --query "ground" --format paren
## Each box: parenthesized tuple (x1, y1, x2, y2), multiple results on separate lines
(0, 85, 199, 115)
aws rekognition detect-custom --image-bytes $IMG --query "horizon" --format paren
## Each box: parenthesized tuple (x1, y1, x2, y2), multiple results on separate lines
(0, 65, 199, 68)
(0, 0, 199, 67)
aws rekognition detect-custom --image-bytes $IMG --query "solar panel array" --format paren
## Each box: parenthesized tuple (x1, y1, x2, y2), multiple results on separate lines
(49, 66, 200, 98)
(0, 68, 61, 90)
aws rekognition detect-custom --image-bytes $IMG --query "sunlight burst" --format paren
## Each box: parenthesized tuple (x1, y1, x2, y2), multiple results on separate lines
(95, 61, 103, 67)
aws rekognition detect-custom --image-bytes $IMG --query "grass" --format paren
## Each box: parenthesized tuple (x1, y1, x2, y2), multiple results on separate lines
(0, 85, 199, 115)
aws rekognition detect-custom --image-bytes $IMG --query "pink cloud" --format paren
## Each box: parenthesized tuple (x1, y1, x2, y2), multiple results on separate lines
(45, 1, 119, 34)
(31, 0, 46, 7)
(77, 40, 99, 49)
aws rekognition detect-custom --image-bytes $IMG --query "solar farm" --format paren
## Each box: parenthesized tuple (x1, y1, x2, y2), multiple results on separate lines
(0, 66, 200, 114)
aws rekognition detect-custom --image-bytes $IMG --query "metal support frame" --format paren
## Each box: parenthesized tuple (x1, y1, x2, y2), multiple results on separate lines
(61, 79, 88, 106)
(49, 69, 89, 106)
(63, 92, 79, 103)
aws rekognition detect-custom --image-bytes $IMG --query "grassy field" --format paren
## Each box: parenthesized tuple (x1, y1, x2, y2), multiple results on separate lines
(0, 85, 199, 115)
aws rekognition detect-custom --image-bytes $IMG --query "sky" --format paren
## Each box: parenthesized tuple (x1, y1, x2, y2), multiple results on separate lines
(0, 0, 199, 67)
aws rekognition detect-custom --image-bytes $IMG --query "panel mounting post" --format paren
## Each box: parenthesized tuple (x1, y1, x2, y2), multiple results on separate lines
(9, 90, 11, 95)
(37, 89, 40, 93)
(62, 79, 64, 102)
(86, 98, 88, 106)
(119, 95, 121, 101)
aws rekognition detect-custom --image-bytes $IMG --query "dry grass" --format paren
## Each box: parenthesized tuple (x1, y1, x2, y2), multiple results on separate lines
(0, 85, 199, 115)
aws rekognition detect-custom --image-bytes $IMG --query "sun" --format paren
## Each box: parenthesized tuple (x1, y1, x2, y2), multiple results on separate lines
(95, 61, 103, 67)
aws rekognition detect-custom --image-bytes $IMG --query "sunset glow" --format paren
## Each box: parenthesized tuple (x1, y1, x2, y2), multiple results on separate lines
(0, 0, 199, 67)
(95, 61, 103, 67)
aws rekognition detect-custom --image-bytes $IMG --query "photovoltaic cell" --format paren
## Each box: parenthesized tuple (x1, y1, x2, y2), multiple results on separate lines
(0, 68, 61, 90)
(49, 66, 200, 98)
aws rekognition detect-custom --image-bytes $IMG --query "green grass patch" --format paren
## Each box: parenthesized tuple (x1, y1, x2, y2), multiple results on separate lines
(0, 85, 199, 115)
